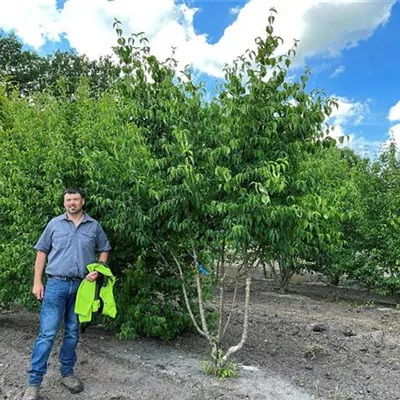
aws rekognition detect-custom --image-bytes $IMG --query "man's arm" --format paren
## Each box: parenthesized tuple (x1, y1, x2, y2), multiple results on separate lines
(32, 251, 47, 300)
(87, 223, 111, 282)
(85, 252, 110, 281)
(98, 252, 109, 264)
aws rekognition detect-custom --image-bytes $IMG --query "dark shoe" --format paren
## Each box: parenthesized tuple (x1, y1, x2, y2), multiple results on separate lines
(61, 375, 84, 394)
(22, 385, 40, 400)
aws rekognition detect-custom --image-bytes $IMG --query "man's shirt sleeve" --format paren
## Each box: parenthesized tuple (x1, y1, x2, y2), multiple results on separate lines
(34, 221, 53, 253)
(96, 223, 112, 252)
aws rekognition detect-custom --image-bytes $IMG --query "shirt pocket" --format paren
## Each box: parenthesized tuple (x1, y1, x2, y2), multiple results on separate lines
(52, 231, 72, 249)
(81, 231, 96, 248)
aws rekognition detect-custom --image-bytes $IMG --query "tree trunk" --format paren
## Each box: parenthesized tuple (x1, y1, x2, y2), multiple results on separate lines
(221, 248, 252, 366)
(221, 272, 252, 365)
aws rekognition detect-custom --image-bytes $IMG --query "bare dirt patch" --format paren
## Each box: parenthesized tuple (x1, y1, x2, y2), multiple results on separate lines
(1, 277, 399, 400)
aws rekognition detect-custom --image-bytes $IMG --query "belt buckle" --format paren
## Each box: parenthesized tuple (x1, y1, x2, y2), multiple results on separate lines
(66, 276, 80, 281)
(50, 275, 80, 281)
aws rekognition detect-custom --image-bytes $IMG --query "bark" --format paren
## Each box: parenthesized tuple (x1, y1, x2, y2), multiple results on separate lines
(221, 271, 252, 364)
(172, 252, 205, 337)
(217, 241, 226, 342)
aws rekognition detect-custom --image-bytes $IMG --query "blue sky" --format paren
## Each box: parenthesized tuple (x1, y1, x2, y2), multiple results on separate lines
(0, 0, 399, 155)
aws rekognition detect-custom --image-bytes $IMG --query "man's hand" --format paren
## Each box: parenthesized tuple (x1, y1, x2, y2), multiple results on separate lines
(32, 282, 44, 300)
(85, 271, 99, 282)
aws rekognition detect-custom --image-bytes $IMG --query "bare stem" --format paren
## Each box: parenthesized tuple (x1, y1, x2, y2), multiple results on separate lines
(221, 276, 239, 338)
(171, 252, 205, 337)
(217, 241, 226, 342)
(192, 249, 212, 342)
(222, 271, 252, 364)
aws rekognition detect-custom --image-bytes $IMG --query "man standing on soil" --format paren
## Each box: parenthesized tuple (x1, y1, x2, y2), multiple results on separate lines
(23, 187, 111, 400)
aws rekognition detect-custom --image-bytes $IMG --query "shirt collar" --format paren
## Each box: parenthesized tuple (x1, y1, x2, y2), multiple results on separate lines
(62, 212, 93, 223)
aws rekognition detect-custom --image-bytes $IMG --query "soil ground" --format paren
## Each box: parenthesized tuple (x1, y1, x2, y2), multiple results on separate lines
(1, 274, 399, 400)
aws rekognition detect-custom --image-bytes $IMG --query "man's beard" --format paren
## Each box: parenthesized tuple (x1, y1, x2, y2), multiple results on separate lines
(67, 206, 83, 215)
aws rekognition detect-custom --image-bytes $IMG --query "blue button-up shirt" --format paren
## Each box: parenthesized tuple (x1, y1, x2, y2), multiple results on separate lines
(34, 213, 112, 278)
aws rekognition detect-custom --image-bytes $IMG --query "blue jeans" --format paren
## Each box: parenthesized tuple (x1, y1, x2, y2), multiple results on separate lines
(28, 278, 81, 386)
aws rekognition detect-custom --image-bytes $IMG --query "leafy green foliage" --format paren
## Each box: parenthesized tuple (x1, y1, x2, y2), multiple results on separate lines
(303, 147, 361, 285)
(202, 354, 238, 380)
(350, 142, 400, 299)
(207, 15, 340, 293)
(306, 142, 400, 299)
(0, 33, 118, 97)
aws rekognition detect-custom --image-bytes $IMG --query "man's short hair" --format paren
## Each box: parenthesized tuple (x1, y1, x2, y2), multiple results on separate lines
(63, 187, 84, 198)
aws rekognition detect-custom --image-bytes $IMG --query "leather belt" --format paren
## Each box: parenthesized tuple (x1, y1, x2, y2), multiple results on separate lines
(48, 275, 82, 281)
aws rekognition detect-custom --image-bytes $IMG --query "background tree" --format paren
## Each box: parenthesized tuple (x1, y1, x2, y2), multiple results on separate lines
(304, 147, 362, 286)
(0, 33, 46, 95)
(0, 33, 118, 97)
(352, 141, 400, 299)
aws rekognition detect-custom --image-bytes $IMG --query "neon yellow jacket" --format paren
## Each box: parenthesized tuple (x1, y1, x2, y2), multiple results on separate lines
(75, 263, 117, 323)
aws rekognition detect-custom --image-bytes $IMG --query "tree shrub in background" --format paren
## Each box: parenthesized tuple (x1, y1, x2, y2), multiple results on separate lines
(303, 147, 362, 286)
(351, 141, 400, 300)
(0, 33, 118, 97)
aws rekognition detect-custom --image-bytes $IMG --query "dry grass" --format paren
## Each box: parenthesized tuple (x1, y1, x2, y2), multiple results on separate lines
(303, 344, 330, 361)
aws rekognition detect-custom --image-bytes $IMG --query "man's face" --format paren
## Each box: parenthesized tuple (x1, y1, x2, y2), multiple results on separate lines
(64, 193, 85, 215)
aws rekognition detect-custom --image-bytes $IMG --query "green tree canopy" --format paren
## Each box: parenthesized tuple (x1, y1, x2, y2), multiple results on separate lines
(0, 32, 118, 96)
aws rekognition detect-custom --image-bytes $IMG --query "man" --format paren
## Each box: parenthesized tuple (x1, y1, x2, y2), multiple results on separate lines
(23, 187, 111, 400)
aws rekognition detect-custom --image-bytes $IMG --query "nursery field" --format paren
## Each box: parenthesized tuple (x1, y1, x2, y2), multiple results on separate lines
(1, 276, 399, 400)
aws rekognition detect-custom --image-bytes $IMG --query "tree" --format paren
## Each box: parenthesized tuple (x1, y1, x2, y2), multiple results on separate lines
(304, 147, 362, 285)
(0, 33, 46, 95)
(168, 8, 341, 374)
(0, 33, 118, 97)
(352, 141, 400, 300)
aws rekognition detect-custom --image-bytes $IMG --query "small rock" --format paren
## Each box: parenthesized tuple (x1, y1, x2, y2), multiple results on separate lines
(312, 324, 327, 332)
(343, 328, 356, 337)
(241, 365, 260, 372)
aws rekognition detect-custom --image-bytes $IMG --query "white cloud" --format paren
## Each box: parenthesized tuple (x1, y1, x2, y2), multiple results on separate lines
(326, 96, 381, 156)
(332, 103, 400, 157)
(345, 135, 382, 157)
(229, 6, 241, 15)
(0, 0, 395, 77)
(59, 0, 179, 60)
(388, 100, 400, 122)
(388, 124, 400, 147)
(330, 65, 345, 78)
(0, 0, 61, 48)
(329, 96, 371, 126)
(328, 124, 381, 157)
(298, 1, 393, 60)
(329, 124, 345, 140)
